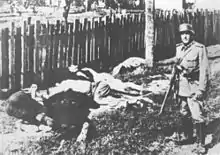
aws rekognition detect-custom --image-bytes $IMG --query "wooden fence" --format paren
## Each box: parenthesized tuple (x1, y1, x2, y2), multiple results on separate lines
(1, 9, 220, 92)
(154, 9, 220, 60)
(0, 13, 145, 91)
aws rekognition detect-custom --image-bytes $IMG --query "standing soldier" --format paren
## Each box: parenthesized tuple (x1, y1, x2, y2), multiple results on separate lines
(156, 23, 209, 153)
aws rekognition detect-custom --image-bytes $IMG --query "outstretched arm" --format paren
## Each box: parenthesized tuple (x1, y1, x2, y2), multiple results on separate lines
(45, 80, 92, 99)
(156, 57, 178, 66)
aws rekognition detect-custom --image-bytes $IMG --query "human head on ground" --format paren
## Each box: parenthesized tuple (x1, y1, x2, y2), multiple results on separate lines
(68, 65, 79, 73)
(179, 23, 195, 45)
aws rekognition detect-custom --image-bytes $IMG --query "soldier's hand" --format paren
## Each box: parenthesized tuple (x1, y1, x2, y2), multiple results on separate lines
(192, 90, 203, 100)
(153, 60, 160, 67)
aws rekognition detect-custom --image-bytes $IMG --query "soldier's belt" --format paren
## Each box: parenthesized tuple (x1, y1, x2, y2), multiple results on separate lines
(182, 72, 199, 81)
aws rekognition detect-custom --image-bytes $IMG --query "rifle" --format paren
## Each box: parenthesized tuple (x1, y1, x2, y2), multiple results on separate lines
(158, 65, 180, 115)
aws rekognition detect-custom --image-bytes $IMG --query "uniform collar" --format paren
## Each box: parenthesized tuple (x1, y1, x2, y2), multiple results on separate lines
(181, 40, 195, 52)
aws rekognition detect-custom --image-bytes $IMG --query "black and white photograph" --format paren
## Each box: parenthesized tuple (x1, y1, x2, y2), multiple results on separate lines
(0, 0, 220, 154)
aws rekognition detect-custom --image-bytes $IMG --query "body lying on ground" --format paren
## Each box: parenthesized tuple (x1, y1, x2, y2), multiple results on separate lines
(44, 65, 144, 105)
(43, 90, 100, 130)
(4, 83, 100, 132)
(4, 84, 54, 131)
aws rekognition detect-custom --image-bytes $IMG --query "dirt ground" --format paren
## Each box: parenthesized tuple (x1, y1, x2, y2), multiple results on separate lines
(1, 44, 220, 154)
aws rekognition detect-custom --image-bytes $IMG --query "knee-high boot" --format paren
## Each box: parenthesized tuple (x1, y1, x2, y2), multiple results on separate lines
(182, 117, 193, 141)
(194, 123, 206, 153)
(196, 122, 205, 145)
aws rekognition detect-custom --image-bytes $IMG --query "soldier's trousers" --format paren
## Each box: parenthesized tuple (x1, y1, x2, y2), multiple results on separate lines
(178, 96, 205, 123)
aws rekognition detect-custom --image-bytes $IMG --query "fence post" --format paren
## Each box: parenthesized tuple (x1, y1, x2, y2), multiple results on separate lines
(145, 0, 154, 67)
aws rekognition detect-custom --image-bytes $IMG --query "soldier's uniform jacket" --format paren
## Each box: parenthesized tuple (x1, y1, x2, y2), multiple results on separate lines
(175, 41, 209, 97)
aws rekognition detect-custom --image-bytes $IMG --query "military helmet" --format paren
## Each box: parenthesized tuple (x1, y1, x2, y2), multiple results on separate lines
(179, 23, 195, 35)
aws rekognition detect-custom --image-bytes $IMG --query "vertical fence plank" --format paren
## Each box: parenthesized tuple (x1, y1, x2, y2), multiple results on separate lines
(218, 11, 220, 42)
(15, 27, 22, 90)
(94, 20, 99, 62)
(105, 16, 111, 68)
(136, 14, 141, 54)
(10, 22, 16, 90)
(40, 24, 46, 88)
(109, 15, 115, 63)
(87, 20, 91, 63)
(123, 15, 128, 59)
(54, 20, 60, 69)
(91, 18, 95, 62)
(82, 19, 87, 64)
(98, 17, 105, 69)
(22, 21, 28, 88)
(42, 23, 51, 88)
(64, 23, 69, 68)
(213, 10, 217, 43)
(134, 14, 139, 56)
(204, 9, 209, 45)
(25, 24, 35, 87)
(84, 19, 89, 63)
(28, 25, 35, 72)
(68, 23, 74, 66)
(49, 24, 54, 70)
(74, 19, 80, 65)
(115, 17, 120, 62)
(1, 28, 9, 89)
(35, 20, 41, 74)
(59, 24, 65, 68)
(127, 14, 131, 56)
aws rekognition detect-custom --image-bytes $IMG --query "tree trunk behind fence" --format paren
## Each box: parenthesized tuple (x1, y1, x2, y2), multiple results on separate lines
(145, 0, 154, 67)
